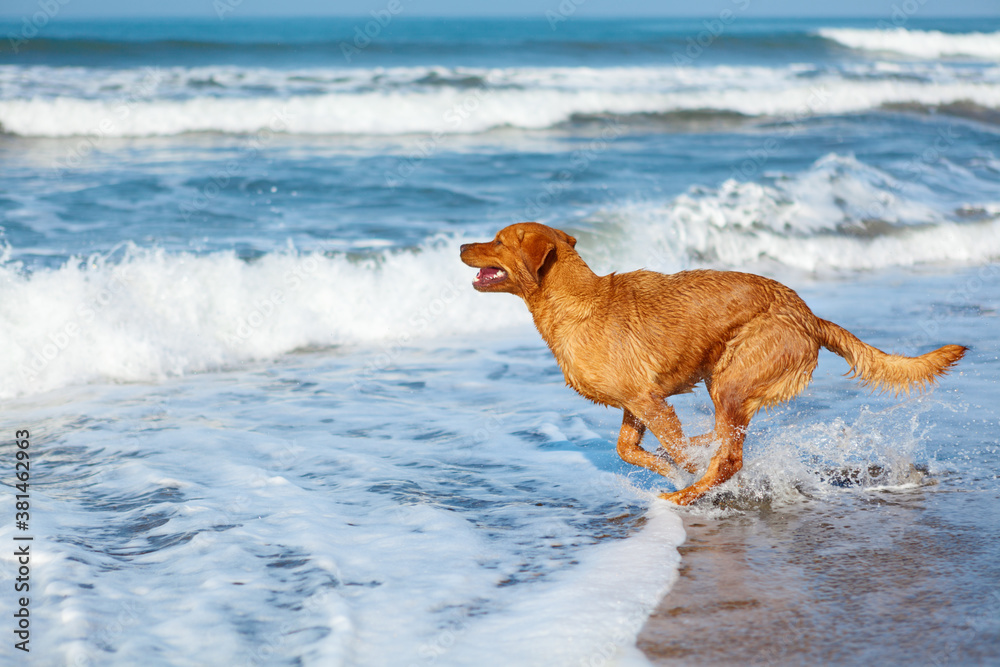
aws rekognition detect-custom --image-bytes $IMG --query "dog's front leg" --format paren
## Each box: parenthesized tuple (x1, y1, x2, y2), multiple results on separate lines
(616, 409, 686, 478)
(628, 399, 700, 473)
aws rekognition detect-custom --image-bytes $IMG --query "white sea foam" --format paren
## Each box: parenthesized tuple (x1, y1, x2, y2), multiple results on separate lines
(0, 335, 685, 666)
(2, 62, 999, 136)
(448, 499, 682, 665)
(819, 27, 1000, 60)
(584, 154, 1000, 275)
(0, 241, 530, 400)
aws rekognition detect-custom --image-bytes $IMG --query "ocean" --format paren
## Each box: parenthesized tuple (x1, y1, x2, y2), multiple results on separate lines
(0, 14, 998, 666)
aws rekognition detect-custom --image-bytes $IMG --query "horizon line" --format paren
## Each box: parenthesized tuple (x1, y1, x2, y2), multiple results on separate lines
(1, 13, 999, 20)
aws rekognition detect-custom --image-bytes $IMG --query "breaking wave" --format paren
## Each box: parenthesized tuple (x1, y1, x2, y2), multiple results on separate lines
(3, 153, 997, 399)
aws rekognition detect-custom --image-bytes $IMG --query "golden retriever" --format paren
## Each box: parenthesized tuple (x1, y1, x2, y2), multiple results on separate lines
(460, 222, 966, 505)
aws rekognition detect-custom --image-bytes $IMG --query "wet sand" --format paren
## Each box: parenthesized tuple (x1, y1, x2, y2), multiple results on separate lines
(637, 482, 1000, 666)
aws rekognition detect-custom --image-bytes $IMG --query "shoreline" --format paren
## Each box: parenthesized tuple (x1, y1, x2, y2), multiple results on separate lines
(637, 485, 1000, 665)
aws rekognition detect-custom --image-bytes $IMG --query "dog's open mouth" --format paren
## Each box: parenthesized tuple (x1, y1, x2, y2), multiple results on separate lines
(473, 267, 507, 288)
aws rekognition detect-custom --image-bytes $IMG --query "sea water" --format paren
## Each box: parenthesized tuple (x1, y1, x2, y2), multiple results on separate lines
(0, 16, 998, 666)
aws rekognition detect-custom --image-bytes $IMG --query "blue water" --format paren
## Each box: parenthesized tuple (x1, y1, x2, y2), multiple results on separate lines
(0, 16, 998, 666)
(3, 17, 997, 67)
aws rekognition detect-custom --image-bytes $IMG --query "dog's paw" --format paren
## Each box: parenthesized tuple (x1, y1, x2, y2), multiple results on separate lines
(659, 487, 703, 506)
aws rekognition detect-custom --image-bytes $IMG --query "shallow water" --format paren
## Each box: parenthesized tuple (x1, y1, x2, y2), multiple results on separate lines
(2, 333, 686, 666)
(641, 487, 1000, 665)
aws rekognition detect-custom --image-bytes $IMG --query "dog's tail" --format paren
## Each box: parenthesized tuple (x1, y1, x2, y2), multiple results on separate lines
(814, 318, 966, 395)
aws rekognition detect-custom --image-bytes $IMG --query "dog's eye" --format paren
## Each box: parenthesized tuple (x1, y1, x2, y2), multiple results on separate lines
(493, 239, 502, 247)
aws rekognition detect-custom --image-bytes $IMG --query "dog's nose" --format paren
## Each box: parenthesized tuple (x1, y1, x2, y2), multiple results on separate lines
(460, 243, 471, 253)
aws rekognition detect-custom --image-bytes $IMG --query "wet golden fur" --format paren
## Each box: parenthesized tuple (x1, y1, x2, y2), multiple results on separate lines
(460, 222, 967, 504)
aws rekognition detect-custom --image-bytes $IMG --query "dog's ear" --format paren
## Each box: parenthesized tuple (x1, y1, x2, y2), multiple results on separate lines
(537, 226, 576, 248)
(519, 232, 556, 284)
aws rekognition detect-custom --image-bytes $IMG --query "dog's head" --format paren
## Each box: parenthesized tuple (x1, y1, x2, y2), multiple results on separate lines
(459, 222, 577, 296)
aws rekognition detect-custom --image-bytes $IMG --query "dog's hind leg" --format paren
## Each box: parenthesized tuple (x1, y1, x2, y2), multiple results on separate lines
(616, 409, 687, 478)
(659, 396, 749, 505)
(660, 313, 819, 505)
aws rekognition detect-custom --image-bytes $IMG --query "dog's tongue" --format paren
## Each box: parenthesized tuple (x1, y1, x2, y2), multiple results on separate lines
(477, 267, 501, 282)
(474, 267, 508, 287)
